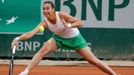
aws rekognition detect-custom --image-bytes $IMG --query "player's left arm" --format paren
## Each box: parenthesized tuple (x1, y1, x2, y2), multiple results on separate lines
(59, 11, 84, 28)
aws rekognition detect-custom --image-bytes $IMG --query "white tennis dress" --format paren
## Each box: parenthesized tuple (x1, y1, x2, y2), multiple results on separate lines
(44, 12, 80, 38)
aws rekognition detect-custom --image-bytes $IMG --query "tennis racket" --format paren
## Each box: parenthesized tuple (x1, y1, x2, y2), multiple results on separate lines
(9, 46, 16, 75)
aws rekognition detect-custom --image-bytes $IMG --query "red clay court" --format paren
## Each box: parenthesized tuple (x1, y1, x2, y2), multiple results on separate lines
(0, 60, 134, 75)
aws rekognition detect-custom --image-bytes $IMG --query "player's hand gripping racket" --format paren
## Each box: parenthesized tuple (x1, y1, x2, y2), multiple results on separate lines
(9, 46, 16, 75)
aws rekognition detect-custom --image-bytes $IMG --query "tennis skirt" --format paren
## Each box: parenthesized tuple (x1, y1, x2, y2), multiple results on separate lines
(52, 33, 87, 50)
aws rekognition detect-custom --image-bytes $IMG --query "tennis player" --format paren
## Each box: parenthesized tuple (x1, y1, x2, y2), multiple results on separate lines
(11, 1, 119, 75)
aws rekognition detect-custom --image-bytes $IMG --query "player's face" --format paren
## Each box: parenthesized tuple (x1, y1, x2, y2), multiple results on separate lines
(43, 3, 55, 18)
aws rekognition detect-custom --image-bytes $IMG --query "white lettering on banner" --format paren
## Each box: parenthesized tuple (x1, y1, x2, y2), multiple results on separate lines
(17, 41, 40, 51)
(41, 0, 134, 29)
(33, 42, 40, 51)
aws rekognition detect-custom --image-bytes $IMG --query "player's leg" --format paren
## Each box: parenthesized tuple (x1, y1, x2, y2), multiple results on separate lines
(76, 46, 118, 75)
(19, 38, 59, 75)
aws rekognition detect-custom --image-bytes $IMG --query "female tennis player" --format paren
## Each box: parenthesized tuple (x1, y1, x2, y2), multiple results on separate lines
(11, 1, 119, 75)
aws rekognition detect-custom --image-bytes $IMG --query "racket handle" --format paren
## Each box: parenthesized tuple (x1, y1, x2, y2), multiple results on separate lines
(12, 46, 16, 54)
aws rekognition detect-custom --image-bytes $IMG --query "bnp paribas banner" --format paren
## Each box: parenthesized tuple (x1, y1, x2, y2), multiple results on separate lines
(0, 0, 133, 34)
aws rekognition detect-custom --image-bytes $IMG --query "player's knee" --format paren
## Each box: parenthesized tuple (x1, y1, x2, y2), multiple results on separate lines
(42, 42, 52, 52)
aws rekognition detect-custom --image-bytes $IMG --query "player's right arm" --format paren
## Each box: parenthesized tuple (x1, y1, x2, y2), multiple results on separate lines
(11, 21, 48, 48)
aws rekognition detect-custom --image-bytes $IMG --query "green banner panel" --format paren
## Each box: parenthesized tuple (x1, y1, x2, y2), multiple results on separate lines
(0, 28, 134, 60)
(0, 0, 41, 33)
(80, 28, 134, 59)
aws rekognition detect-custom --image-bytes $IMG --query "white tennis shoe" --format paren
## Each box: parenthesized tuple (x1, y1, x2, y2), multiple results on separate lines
(19, 69, 29, 75)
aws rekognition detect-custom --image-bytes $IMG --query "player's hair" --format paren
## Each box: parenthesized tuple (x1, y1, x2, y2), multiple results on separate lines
(44, 1, 55, 9)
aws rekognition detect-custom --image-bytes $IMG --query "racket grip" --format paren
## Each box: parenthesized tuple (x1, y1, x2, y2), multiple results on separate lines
(12, 46, 16, 54)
